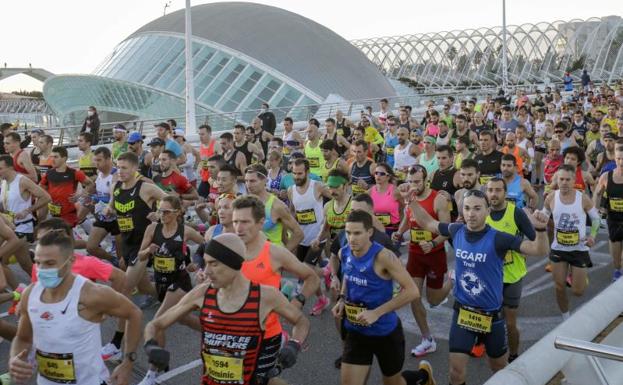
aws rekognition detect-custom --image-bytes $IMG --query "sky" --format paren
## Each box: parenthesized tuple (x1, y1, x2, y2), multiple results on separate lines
(1, 0, 620, 92)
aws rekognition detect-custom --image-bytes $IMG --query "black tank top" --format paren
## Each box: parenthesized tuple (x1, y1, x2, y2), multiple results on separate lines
(430, 167, 458, 195)
(606, 171, 623, 222)
(254, 130, 269, 157)
(235, 141, 253, 165)
(336, 118, 351, 139)
(398, 120, 411, 129)
(113, 180, 152, 245)
(351, 160, 375, 194)
(152, 222, 188, 283)
(139, 150, 151, 178)
(224, 149, 240, 167)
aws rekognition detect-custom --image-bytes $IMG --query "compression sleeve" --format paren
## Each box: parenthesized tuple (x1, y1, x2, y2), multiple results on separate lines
(514, 207, 536, 241)
(588, 207, 601, 237)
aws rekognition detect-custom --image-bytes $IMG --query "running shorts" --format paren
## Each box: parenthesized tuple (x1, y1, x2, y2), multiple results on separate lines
(503, 279, 523, 309)
(406, 248, 448, 289)
(449, 306, 508, 358)
(549, 249, 593, 268)
(342, 321, 405, 377)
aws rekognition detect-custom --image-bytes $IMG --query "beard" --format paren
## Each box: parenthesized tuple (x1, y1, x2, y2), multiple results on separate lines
(463, 180, 476, 189)
(294, 177, 307, 187)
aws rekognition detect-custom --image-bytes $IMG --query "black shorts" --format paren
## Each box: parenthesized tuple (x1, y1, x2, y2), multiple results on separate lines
(342, 321, 405, 377)
(549, 249, 593, 268)
(15, 232, 34, 243)
(297, 244, 324, 265)
(121, 243, 141, 267)
(154, 271, 192, 302)
(607, 220, 623, 242)
(449, 307, 508, 359)
(503, 279, 523, 309)
(255, 333, 282, 385)
(93, 219, 120, 236)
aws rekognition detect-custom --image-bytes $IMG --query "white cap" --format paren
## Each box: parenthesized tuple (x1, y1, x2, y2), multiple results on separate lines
(173, 128, 185, 137)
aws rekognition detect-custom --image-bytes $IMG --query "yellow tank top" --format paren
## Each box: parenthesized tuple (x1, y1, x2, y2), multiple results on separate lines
(304, 141, 325, 176)
(485, 202, 527, 284)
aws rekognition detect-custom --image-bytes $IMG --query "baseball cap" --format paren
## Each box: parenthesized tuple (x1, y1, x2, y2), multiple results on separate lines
(148, 137, 165, 147)
(31, 128, 45, 135)
(128, 131, 145, 144)
(173, 128, 185, 138)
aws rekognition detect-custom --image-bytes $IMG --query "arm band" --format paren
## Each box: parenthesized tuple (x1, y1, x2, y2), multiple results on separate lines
(588, 207, 601, 237)
(541, 208, 551, 218)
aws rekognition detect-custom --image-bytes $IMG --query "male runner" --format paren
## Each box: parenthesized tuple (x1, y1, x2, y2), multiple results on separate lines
(349, 140, 376, 195)
(304, 119, 326, 178)
(244, 163, 303, 251)
(153, 150, 199, 201)
(143, 233, 310, 385)
(409, 188, 549, 385)
(77, 132, 97, 179)
(197, 124, 221, 198)
(282, 117, 304, 157)
(592, 144, 623, 281)
(501, 133, 530, 178)
(393, 127, 420, 182)
(499, 154, 538, 210)
(9, 230, 142, 385)
(35, 134, 54, 178)
(430, 145, 461, 196)
(4, 132, 37, 182)
(485, 177, 536, 362)
(111, 124, 129, 162)
(542, 164, 599, 318)
(454, 159, 481, 217)
(319, 140, 349, 182)
(234, 124, 263, 166)
(474, 130, 503, 186)
(393, 164, 451, 357)
(332, 210, 435, 385)
(127, 132, 152, 179)
(220, 132, 247, 178)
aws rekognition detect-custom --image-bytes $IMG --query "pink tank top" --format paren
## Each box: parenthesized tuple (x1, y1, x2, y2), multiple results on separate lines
(370, 184, 400, 227)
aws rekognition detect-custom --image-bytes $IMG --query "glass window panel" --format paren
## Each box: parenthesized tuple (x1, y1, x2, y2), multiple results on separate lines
(195, 55, 231, 100)
(201, 62, 246, 106)
(217, 69, 263, 112)
(136, 36, 179, 83)
(105, 38, 141, 78)
(145, 39, 184, 87)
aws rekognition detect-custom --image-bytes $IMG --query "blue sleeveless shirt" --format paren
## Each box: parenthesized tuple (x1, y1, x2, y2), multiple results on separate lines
(505, 174, 525, 208)
(452, 225, 504, 312)
(341, 241, 398, 336)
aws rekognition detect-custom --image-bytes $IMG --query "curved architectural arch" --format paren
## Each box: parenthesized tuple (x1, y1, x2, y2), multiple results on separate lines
(351, 16, 623, 87)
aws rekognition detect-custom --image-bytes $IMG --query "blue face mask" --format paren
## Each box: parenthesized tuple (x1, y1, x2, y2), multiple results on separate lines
(37, 259, 70, 289)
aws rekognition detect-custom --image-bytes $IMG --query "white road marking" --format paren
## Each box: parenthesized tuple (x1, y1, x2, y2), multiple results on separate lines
(155, 358, 202, 382)
(0, 312, 8, 319)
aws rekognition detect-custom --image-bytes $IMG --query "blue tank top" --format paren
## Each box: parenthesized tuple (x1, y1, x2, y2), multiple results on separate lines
(212, 224, 224, 237)
(384, 134, 399, 168)
(342, 241, 397, 336)
(452, 225, 504, 312)
(505, 174, 525, 208)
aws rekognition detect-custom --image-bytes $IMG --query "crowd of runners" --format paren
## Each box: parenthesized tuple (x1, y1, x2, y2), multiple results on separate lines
(1, 83, 623, 385)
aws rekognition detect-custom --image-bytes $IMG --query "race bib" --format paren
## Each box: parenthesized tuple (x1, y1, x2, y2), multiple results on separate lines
(344, 302, 367, 326)
(117, 216, 134, 232)
(202, 351, 243, 383)
(610, 198, 623, 212)
(337, 129, 344, 136)
(503, 251, 514, 265)
(308, 157, 320, 168)
(479, 175, 493, 186)
(556, 229, 579, 246)
(295, 209, 317, 225)
(154, 255, 176, 274)
(48, 203, 62, 216)
(386, 147, 395, 155)
(410, 229, 433, 242)
(457, 307, 492, 333)
(376, 213, 391, 226)
(1, 211, 15, 224)
(351, 183, 366, 195)
(36, 350, 76, 383)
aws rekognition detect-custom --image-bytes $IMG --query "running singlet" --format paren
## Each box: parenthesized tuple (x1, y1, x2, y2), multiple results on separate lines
(241, 241, 282, 338)
(234, 141, 253, 166)
(406, 190, 444, 255)
(29, 275, 106, 385)
(200, 283, 264, 385)
(200, 140, 216, 182)
(551, 190, 588, 252)
(1, 173, 34, 234)
(113, 180, 152, 246)
(451, 225, 504, 312)
(350, 160, 374, 195)
(12, 149, 29, 175)
(384, 133, 399, 168)
(304, 141, 325, 176)
(40, 167, 87, 226)
(606, 170, 623, 222)
(485, 203, 526, 284)
(370, 184, 400, 227)
(475, 151, 503, 185)
(152, 223, 189, 285)
(327, 197, 352, 237)
(430, 167, 458, 196)
(505, 174, 525, 208)
(342, 241, 398, 336)
(574, 168, 586, 192)
(292, 180, 324, 246)
(262, 194, 284, 246)
(78, 152, 97, 178)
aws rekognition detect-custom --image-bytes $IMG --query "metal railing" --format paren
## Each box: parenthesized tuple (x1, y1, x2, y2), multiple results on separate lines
(555, 336, 623, 362)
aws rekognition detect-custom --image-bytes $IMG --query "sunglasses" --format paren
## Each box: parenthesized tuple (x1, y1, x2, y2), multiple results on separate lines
(408, 165, 426, 174)
(554, 131, 564, 134)
(375, 171, 388, 176)
(157, 208, 178, 214)
(387, 123, 396, 127)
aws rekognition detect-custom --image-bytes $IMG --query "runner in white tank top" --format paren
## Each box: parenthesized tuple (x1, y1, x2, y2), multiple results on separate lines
(291, 178, 324, 246)
(1, 173, 34, 234)
(551, 190, 589, 252)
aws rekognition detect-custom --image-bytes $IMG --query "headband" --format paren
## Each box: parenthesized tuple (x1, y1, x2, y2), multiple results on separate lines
(327, 175, 348, 187)
(204, 239, 245, 270)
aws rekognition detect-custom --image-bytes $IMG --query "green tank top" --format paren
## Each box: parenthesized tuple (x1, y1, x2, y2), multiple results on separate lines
(485, 202, 527, 284)
(326, 197, 352, 237)
(78, 152, 97, 178)
(262, 194, 284, 246)
(319, 158, 338, 182)
(112, 141, 128, 161)
(304, 141, 325, 176)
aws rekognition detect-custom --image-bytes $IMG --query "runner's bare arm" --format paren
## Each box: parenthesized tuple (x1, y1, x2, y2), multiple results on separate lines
(137, 224, 157, 261)
(272, 245, 320, 301)
(275, 200, 304, 252)
(261, 285, 310, 343)
(21, 176, 51, 214)
(142, 182, 168, 207)
(593, 172, 608, 209)
(144, 283, 206, 340)
(408, 199, 440, 234)
(519, 212, 550, 257)
(184, 225, 205, 245)
(521, 178, 539, 210)
(433, 193, 451, 243)
(9, 285, 34, 382)
(108, 267, 126, 294)
(0, 220, 26, 263)
(18, 152, 38, 182)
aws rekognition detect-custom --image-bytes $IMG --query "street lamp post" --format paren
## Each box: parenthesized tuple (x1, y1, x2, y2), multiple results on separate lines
(184, 0, 196, 136)
(501, 0, 509, 93)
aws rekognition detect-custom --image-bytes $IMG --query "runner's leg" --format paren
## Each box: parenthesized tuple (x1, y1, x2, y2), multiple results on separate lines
(86, 227, 114, 261)
(570, 266, 588, 297)
(552, 262, 569, 313)
(449, 353, 470, 385)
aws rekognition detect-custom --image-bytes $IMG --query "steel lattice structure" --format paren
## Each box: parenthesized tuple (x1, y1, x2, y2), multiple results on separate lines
(351, 16, 623, 87)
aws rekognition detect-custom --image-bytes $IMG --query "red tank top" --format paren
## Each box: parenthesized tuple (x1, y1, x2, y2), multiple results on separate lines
(200, 140, 216, 182)
(574, 167, 586, 192)
(406, 190, 444, 255)
(241, 241, 282, 338)
(200, 282, 264, 385)
(13, 149, 28, 175)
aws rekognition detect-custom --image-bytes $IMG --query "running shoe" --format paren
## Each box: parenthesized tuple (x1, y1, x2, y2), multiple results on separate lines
(614, 270, 622, 282)
(545, 263, 553, 273)
(310, 296, 330, 316)
(137, 370, 159, 385)
(410, 338, 437, 357)
(470, 342, 485, 358)
(101, 343, 122, 362)
(418, 360, 436, 385)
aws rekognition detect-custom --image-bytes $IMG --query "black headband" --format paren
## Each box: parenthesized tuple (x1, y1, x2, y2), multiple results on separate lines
(204, 239, 245, 271)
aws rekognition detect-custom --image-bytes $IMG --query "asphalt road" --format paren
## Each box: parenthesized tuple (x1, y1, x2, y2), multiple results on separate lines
(0, 226, 618, 385)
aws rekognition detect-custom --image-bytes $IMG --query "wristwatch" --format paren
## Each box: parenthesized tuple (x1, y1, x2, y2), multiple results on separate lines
(124, 352, 137, 362)
(294, 293, 306, 306)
